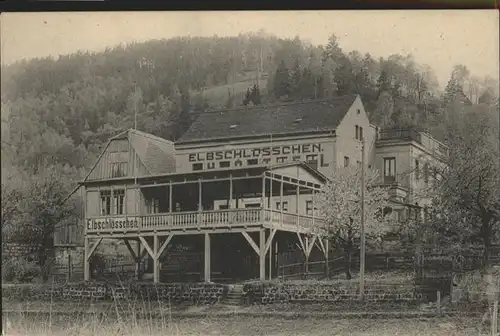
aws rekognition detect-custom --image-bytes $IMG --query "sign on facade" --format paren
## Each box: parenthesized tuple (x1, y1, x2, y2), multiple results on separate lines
(187, 143, 330, 170)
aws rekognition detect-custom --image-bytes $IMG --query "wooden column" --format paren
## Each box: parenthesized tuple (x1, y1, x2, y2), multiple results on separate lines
(229, 172, 233, 209)
(259, 229, 266, 280)
(261, 175, 266, 208)
(168, 181, 173, 227)
(280, 177, 284, 225)
(261, 175, 266, 224)
(268, 238, 273, 280)
(67, 248, 72, 282)
(296, 184, 300, 229)
(269, 173, 273, 210)
(135, 239, 141, 280)
(84, 237, 90, 281)
(153, 235, 159, 283)
(324, 238, 329, 277)
(312, 189, 316, 227)
(204, 233, 211, 282)
(304, 236, 309, 277)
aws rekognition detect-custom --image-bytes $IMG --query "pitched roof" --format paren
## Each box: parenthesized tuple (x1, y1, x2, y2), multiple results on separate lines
(127, 129, 176, 175)
(177, 95, 358, 144)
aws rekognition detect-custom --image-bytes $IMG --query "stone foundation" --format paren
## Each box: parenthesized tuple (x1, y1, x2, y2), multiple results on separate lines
(2, 282, 227, 305)
(242, 281, 429, 305)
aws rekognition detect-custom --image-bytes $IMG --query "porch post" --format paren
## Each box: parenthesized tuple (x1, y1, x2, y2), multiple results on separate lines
(261, 174, 266, 209)
(198, 179, 203, 211)
(268, 238, 273, 280)
(229, 172, 233, 209)
(280, 176, 284, 225)
(324, 238, 329, 277)
(261, 174, 266, 224)
(259, 229, 266, 280)
(204, 233, 211, 282)
(296, 184, 300, 230)
(269, 173, 273, 210)
(84, 237, 90, 281)
(153, 235, 159, 283)
(135, 239, 141, 280)
(312, 188, 316, 227)
(169, 181, 173, 227)
(305, 236, 309, 277)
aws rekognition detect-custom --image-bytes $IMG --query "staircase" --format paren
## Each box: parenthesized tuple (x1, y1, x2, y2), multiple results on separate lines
(222, 284, 244, 306)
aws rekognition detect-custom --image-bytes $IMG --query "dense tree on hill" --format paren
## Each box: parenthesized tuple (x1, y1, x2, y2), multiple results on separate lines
(273, 60, 291, 99)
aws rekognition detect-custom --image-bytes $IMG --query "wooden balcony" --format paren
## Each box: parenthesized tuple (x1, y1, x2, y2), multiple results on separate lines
(86, 208, 326, 237)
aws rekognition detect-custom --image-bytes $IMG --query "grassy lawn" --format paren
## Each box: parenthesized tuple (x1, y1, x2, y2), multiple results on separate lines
(1, 314, 489, 335)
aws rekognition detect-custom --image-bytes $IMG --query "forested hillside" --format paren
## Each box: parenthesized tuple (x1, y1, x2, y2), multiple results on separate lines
(1, 31, 498, 282)
(2, 32, 498, 172)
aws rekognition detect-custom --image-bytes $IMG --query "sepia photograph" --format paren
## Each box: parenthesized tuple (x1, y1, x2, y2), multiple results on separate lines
(1, 9, 499, 335)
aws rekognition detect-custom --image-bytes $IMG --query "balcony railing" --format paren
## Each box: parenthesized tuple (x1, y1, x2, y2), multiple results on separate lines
(85, 208, 325, 234)
(378, 128, 422, 144)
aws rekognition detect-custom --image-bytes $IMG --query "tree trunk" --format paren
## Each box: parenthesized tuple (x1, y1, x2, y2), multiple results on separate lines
(482, 220, 492, 269)
(344, 249, 352, 280)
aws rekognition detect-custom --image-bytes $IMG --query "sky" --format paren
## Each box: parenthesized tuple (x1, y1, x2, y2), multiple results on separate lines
(1, 10, 498, 88)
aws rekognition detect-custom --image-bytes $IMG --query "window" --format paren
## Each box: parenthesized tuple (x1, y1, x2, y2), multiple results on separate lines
(245, 203, 260, 208)
(276, 157, 287, 164)
(306, 200, 313, 215)
(355, 125, 359, 140)
(111, 162, 128, 178)
(247, 158, 258, 166)
(359, 126, 363, 140)
(415, 159, 420, 180)
(344, 156, 350, 167)
(276, 201, 289, 212)
(100, 190, 111, 215)
(109, 151, 128, 178)
(113, 189, 125, 215)
(219, 161, 230, 168)
(100, 189, 124, 215)
(147, 198, 160, 214)
(306, 154, 318, 169)
(383, 157, 396, 183)
(357, 109, 361, 115)
(192, 163, 203, 171)
(219, 204, 229, 210)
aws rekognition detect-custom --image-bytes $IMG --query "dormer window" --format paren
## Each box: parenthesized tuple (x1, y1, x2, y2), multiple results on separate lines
(229, 124, 238, 129)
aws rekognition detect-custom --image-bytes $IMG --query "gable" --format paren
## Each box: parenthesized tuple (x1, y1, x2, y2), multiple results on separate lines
(178, 95, 358, 144)
(86, 138, 138, 181)
(85, 130, 177, 182)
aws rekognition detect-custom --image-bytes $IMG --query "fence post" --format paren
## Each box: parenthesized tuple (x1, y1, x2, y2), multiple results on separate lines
(492, 300, 498, 336)
(67, 250, 72, 283)
(436, 290, 441, 316)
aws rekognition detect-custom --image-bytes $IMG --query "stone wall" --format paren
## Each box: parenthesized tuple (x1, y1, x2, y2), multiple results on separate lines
(242, 281, 430, 306)
(2, 242, 39, 259)
(2, 282, 227, 305)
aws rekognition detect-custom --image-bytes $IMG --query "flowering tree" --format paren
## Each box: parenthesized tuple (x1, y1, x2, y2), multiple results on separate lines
(428, 103, 500, 266)
(315, 167, 395, 279)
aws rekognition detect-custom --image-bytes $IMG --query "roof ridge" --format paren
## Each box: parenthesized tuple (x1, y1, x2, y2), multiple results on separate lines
(128, 129, 174, 145)
(199, 94, 358, 115)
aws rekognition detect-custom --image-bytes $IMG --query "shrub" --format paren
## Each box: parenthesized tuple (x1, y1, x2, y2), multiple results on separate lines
(1, 256, 41, 283)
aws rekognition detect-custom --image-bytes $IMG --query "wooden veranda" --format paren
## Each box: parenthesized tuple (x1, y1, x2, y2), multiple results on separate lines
(83, 163, 330, 283)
